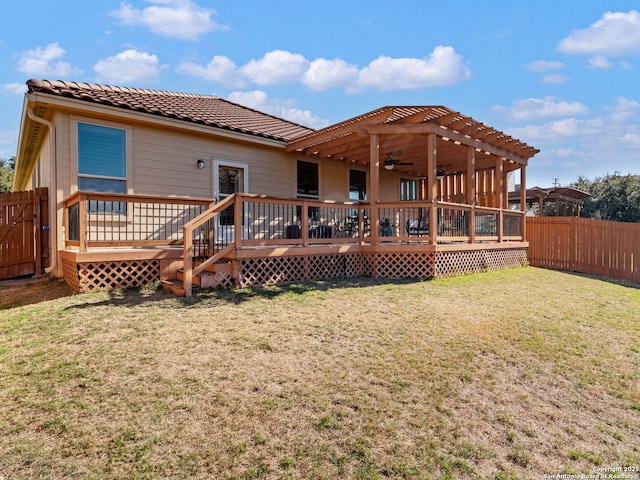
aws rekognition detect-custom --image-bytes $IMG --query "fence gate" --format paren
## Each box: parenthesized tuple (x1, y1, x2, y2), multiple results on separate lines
(0, 188, 49, 280)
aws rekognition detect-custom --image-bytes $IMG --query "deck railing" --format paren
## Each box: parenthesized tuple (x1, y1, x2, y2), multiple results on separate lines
(241, 195, 370, 246)
(63, 191, 212, 251)
(64, 192, 525, 253)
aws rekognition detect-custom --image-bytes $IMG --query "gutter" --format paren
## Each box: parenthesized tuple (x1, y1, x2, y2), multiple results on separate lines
(26, 107, 57, 275)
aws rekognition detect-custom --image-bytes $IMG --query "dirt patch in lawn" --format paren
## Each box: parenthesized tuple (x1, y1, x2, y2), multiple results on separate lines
(0, 276, 75, 310)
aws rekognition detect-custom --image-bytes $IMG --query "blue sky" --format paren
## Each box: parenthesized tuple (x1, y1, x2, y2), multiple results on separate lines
(1, 1, 639, 188)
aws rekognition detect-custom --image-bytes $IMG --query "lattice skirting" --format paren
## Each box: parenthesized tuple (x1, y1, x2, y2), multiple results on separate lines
(236, 248, 527, 287)
(238, 253, 371, 287)
(60, 247, 528, 292)
(435, 248, 528, 278)
(373, 251, 436, 279)
(61, 258, 81, 291)
(62, 258, 161, 292)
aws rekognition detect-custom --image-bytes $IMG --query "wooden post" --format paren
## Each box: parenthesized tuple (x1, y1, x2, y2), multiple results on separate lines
(301, 200, 309, 247)
(369, 134, 380, 246)
(496, 157, 504, 242)
(79, 193, 88, 253)
(467, 147, 476, 244)
(427, 133, 438, 244)
(183, 225, 193, 297)
(520, 166, 527, 241)
(234, 194, 243, 249)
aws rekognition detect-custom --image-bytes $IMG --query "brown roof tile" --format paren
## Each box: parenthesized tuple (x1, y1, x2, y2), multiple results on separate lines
(27, 79, 314, 142)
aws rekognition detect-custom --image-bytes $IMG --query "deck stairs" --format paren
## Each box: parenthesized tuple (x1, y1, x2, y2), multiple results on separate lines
(161, 256, 235, 296)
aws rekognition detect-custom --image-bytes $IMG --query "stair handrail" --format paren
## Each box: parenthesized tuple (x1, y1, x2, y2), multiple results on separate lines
(182, 193, 237, 297)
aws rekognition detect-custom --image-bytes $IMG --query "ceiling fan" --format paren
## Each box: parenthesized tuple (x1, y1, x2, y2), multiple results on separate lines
(383, 152, 413, 170)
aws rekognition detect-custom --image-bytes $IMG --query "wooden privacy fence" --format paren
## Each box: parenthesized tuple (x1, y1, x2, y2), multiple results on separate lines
(526, 216, 640, 283)
(0, 188, 49, 280)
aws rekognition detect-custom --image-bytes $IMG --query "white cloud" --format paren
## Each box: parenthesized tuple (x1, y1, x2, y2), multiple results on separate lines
(240, 50, 310, 86)
(177, 55, 244, 87)
(16, 43, 81, 77)
(587, 56, 613, 69)
(358, 46, 471, 91)
(1, 83, 27, 95)
(111, 0, 224, 41)
(511, 118, 603, 141)
(541, 73, 569, 84)
(228, 90, 328, 129)
(619, 132, 640, 147)
(605, 96, 640, 123)
(179, 47, 470, 93)
(94, 50, 165, 84)
(526, 60, 564, 72)
(519, 96, 640, 185)
(493, 97, 589, 122)
(303, 58, 360, 92)
(557, 10, 640, 56)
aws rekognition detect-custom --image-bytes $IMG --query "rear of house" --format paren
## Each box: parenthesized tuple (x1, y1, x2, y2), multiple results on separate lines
(12, 79, 538, 294)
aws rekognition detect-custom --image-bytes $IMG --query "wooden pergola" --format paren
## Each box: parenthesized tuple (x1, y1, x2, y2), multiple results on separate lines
(287, 106, 539, 243)
(509, 186, 591, 217)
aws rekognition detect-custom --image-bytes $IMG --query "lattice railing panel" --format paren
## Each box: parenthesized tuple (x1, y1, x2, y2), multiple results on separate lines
(435, 248, 527, 278)
(76, 260, 160, 292)
(373, 251, 436, 279)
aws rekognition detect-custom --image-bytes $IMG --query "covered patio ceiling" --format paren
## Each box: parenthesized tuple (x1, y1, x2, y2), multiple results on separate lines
(287, 106, 539, 177)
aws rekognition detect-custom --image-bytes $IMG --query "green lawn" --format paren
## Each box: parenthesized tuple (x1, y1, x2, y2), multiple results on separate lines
(1, 267, 639, 479)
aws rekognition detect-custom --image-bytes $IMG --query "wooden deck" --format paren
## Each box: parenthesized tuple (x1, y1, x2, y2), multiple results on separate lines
(60, 192, 528, 295)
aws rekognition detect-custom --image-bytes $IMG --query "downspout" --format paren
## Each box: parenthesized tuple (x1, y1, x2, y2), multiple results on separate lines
(27, 108, 58, 275)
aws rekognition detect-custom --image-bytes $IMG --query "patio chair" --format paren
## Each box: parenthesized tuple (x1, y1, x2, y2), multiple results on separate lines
(406, 208, 429, 235)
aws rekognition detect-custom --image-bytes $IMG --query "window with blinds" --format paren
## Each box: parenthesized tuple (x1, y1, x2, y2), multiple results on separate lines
(77, 122, 127, 212)
(78, 122, 126, 192)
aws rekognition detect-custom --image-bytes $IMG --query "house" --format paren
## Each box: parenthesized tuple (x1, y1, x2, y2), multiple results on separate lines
(13, 79, 538, 296)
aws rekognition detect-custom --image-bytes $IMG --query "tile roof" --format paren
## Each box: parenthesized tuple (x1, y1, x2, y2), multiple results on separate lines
(27, 79, 314, 142)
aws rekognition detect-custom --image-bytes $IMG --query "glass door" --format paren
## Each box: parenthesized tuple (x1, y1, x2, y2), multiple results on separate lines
(213, 161, 249, 243)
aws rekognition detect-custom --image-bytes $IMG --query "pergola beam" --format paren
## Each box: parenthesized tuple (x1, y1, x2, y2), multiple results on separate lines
(359, 123, 533, 164)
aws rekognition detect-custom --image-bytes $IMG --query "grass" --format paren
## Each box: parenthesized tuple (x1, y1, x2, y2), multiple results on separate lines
(0, 267, 639, 479)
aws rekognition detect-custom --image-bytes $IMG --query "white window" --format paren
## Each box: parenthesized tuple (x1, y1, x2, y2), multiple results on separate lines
(77, 122, 126, 194)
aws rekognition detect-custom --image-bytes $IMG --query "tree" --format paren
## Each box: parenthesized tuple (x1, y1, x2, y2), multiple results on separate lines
(0, 157, 15, 193)
(571, 173, 640, 222)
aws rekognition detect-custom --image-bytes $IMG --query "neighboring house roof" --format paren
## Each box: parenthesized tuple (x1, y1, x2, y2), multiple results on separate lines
(26, 79, 315, 142)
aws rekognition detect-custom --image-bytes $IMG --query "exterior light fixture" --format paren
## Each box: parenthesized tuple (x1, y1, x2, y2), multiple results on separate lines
(197, 159, 206, 169)
(436, 169, 446, 180)
(384, 163, 395, 171)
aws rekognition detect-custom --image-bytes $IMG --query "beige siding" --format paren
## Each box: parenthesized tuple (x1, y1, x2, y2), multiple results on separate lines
(379, 171, 401, 202)
(52, 111, 404, 203)
(125, 124, 297, 199)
